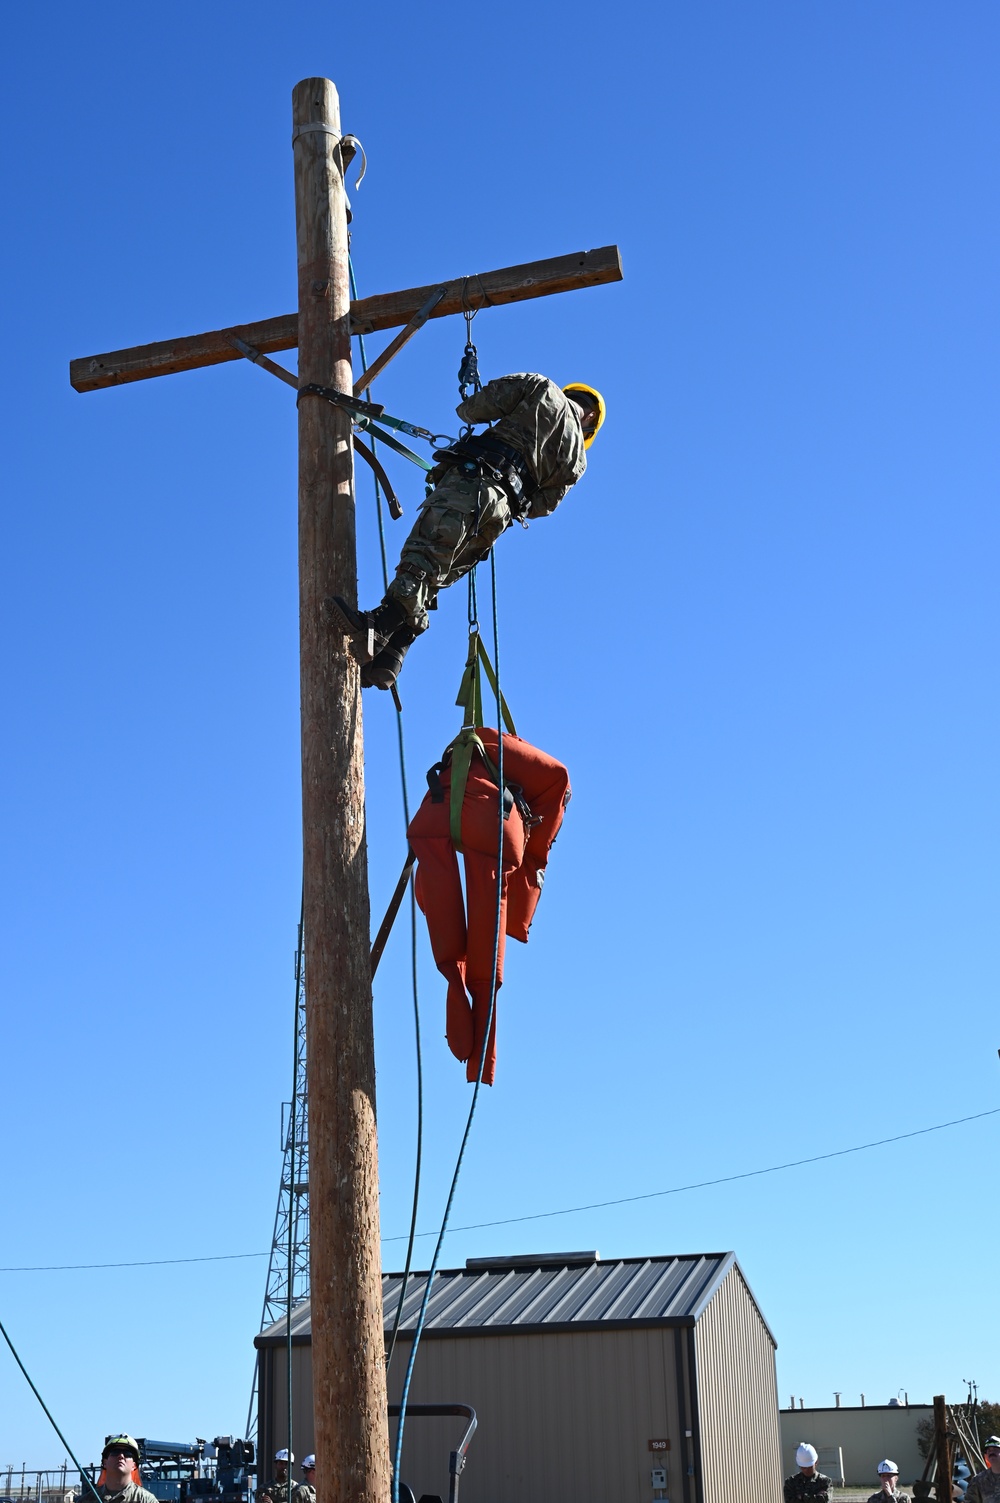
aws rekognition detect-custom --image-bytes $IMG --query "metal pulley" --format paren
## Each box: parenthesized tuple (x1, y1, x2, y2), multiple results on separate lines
(458, 310, 482, 401)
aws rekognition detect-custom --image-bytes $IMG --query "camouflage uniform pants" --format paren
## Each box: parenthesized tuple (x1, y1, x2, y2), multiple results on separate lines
(386, 469, 513, 633)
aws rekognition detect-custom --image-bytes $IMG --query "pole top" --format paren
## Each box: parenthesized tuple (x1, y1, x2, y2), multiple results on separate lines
(292, 77, 340, 126)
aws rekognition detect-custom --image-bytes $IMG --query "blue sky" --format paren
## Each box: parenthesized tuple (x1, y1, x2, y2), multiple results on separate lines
(1, 0, 998, 1468)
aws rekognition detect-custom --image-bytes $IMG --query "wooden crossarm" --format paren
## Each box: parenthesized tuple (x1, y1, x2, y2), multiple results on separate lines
(69, 245, 622, 393)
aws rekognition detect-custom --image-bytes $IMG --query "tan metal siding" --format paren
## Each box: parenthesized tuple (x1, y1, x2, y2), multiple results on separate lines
(693, 1268, 782, 1503)
(263, 1345, 315, 1473)
(386, 1328, 684, 1503)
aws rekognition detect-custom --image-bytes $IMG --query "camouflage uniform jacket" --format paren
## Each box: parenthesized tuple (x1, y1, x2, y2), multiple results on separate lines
(966, 1472, 1000, 1503)
(784, 1473, 833, 1503)
(868, 1490, 909, 1503)
(98, 1485, 160, 1503)
(454, 374, 587, 519)
(292, 1485, 315, 1503)
(257, 1482, 291, 1503)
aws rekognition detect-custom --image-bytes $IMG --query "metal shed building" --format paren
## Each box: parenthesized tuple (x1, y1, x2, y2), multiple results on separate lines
(255, 1251, 781, 1503)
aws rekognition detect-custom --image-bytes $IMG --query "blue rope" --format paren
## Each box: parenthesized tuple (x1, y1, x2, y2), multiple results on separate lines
(391, 549, 506, 1503)
(350, 250, 501, 1499)
(349, 253, 424, 1380)
(0, 1315, 102, 1503)
(350, 255, 392, 591)
(286, 899, 305, 1459)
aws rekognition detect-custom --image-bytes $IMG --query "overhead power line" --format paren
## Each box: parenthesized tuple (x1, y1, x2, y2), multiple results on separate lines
(3, 1104, 996, 1273)
(381, 1103, 1000, 1244)
(0, 1250, 268, 1273)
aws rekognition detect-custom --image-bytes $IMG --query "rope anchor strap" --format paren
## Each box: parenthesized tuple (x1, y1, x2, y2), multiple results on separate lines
(296, 383, 448, 472)
(449, 629, 518, 851)
(456, 629, 517, 737)
(295, 383, 435, 441)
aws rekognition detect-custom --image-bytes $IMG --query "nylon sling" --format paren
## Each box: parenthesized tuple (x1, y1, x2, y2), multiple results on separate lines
(448, 630, 517, 851)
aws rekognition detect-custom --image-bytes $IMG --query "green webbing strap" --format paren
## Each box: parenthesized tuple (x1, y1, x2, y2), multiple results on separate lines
(296, 383, 435, 471)
(476, 633, 517, 735)
(455, 631, 517, 736)
(358, 420, 434, 472)
(447, 729, 510, 851)
(448, 730, 481, 850)
(449, 631, 518, 850)
(455, 634, 483, 731)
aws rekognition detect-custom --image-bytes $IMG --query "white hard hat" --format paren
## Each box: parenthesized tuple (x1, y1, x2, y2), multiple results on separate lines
(274, 1451, 294, 1463)
(302, 1458, 315, 1472)
(878, 1461, 899, 1476)
(797, 1445, 819, 1468)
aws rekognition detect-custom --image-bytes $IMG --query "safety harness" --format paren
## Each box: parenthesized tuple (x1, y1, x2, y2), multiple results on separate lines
(298, 381, 535, 520)
(424, 628, 538, 852)
(432, 433, 531, 514)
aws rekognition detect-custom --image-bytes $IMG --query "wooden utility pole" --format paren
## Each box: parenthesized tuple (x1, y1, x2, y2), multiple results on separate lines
(70, 74, 621, 1503)
(935, 1395, 953, 1503)
(292, 78, 389, 1503)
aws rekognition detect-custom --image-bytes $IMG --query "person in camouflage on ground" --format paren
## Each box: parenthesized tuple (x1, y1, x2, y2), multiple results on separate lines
(330, 374, 605, 689)
(965, 1438, 1000, 1503)
(291, 1456, 315, 1503)
(784, 1444, 832, 1503)
(868, 1459, 909, 1503)
(95, 1436, 158, 1503)
(258, 1451, 293, 1503)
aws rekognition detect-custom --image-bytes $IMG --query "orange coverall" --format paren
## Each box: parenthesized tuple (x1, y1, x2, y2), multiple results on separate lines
(406, 730, 571, 1085)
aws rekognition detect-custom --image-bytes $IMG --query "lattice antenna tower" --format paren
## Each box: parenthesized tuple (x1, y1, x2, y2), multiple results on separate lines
(246, 922, 310, 1439)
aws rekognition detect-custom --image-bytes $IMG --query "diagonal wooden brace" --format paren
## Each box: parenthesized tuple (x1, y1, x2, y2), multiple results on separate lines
(353, 285, 448, 396)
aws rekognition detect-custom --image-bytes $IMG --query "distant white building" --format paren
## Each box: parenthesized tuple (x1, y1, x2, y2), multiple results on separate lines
(779, 1403, 933, 1485)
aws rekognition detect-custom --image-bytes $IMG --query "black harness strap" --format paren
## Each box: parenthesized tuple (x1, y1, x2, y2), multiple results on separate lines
(353, 434, 403, 519)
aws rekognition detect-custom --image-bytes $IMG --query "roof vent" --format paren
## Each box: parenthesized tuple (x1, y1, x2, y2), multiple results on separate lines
(465, 1251, 600, 1271)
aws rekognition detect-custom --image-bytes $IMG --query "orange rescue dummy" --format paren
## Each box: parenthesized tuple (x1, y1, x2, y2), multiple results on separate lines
(407, 728, 571, 1084)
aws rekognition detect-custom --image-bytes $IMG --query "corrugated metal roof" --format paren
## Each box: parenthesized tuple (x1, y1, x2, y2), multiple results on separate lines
(254, 1251, 772, 1348)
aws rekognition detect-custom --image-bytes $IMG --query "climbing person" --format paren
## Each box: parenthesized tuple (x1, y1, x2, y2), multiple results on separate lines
(784, 1445, 832, 1503)
(258, 1451, 294, 1503)
(292, 1457, 316, 1503)
(869, 1461, 909, 1503)
(965, 1439, 1000, 1503)
(94, 1437, 157, 1503)
(329, 374, 605, 689)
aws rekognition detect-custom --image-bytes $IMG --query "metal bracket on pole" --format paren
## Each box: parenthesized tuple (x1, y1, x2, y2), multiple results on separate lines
(292, 121, 342, 145)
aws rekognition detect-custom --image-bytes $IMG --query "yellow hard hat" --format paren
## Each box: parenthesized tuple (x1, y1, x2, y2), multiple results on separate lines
(103, 1437, 140, 1462)
(563, 383, 606, 448)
